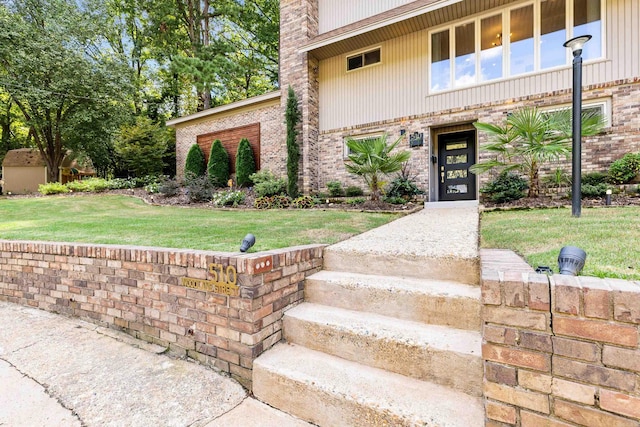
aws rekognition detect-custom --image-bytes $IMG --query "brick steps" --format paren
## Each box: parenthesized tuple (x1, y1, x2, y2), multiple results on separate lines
(283, 302, 482, 395)
(253, 343, 484, 427)
(305, 270, 481, 330)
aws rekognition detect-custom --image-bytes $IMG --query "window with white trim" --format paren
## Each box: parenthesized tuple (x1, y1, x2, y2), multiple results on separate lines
(347, 48, 381, 71)
(542, 98, 611, 128)
(429, 0, 603, 92)
(343, 133, 382, 158)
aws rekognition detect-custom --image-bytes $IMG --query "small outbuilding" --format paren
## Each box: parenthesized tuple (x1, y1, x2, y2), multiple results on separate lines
(1, 148, 96, 194)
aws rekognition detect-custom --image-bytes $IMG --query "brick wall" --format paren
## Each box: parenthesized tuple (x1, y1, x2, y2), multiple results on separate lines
(174, 100, 283, 181)
(317, 79, 640, 197)
(0, 240, 324, 389)
(482, 249, 640, 426)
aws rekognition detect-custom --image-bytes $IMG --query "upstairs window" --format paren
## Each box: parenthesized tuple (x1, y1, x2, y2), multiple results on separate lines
(429, 0, 603, 92)
(347, 48, 381, 71)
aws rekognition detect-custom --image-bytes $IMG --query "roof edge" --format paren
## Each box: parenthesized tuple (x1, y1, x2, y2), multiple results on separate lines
(166, 90, 281, 127)
(300, 0, 463, 54)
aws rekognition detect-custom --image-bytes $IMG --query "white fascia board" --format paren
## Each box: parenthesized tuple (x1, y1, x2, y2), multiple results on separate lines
(300, 0, 463, 53)
(166, 91, 281, 127)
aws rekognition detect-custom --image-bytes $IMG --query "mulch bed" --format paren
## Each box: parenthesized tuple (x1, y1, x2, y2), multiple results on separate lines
(481, 194, 640, 210)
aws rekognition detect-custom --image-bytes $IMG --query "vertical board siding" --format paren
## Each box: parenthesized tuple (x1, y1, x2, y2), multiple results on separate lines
(319, 0, 639, 132)
(318, 0, 415, 33)
(196, 123, 261, 173)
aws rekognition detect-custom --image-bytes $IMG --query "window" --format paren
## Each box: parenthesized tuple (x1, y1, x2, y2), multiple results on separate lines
(541, 98, 611, 128)
(347, 48, 381, 71)
(344, 134, 381, 158)
(429, 0, 603, 92)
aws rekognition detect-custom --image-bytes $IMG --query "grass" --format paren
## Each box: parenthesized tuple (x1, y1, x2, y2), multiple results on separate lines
(0, 195, 399, 252)
(481, 206, 640, 280)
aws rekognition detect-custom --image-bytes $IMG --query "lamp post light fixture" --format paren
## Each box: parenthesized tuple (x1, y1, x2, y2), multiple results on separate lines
(564, 35, 592, 218)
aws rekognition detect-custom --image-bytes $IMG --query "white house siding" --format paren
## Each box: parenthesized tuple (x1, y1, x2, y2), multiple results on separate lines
(173, 100, 284, 181)
(319, 0, 639, 131)
(318, 0, 416, 33)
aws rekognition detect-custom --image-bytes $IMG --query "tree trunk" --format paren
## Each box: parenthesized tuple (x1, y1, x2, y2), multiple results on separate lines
(370, 175, 380, 201)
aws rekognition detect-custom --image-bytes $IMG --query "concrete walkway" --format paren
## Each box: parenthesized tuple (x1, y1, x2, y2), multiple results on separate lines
(0, 301, 312, 427)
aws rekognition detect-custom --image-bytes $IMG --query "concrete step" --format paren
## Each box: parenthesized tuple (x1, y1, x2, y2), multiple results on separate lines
(283, 303, 482, 396)
(304, 270, 481, 330)
(322, 206, 480, 284)
(253, 343, 484, 427)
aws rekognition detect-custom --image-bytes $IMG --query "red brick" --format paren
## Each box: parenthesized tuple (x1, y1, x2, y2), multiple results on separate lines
(613, 287, 640, 324)
(553, 317, 637, 347)
(551, 336, 599, 362)
(519, 331, 553, 353)
(503, 271, 526, 307)
(520, 411, 574, 427)
(583, 286, 610, 319)
(528, 275, 551, 311)
(602, 345, 640, 372)
(484, 306, 549, 331)
(484, 382, 550, 414)
(551, 378, 596, 405)
(484, 325, 517, 346)
(600, 389, 640, 419)
(519, 370, 552, 393)
(553, 276, 581, 315)
(552, 356, 636, 391)
(482, 277, 502, 305)
(486, 400, 517, 424)
(485, 362, 517, 386)
(483, 343, 551, 371)
(553, 399, 637, 427)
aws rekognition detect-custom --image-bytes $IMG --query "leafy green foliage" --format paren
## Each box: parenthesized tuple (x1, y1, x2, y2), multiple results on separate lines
(580, 183, 608, 198)
(158, 178, 181, 197)
(344, 133, 411, 201)
(114, 116, 170, 177)
(292, 195, 315, 209)
(383, 196, 406, 205)
(347, 197, 367, 205)
(212, 190, 246, 207)
(385, 167, 424, 200)
(250, 170, 286, 197)
(38, 182, 70, 195)
(581, 172, 608, 186)
(326, 181, 344, 197)
(235, 138, 256, 187)
(345, 186, 364, 197)
(285, 86, 300, 197)
(186, 175, 213, 202)
(480, 171, 529, 203)
(66, 178, 110, 192)
(207, 139, 230, 187)
(472, 107, 605, 197)
(253, 195, 291, 209)
(607, 153, 640, 184)
(542, 168, 572, 189)
(184, 144, 206, 180)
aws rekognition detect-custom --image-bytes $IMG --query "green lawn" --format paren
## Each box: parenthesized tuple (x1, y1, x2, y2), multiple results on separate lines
(481, 206, 640, 280)
(0, 195, 399, 252)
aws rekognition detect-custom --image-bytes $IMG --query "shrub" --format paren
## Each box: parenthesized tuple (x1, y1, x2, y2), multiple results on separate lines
(386, 176, 424, 200)
(212, 190, 246, 207)
(581, 183, 608, 198)
(186, 175, 213, 202)
(347, 197, 366, 205)
(66, 178, 110, 192)
(581, 172, 607, 186)
(292, 195, 315, 209)
(345, 186, 364, 197)
(608, 153, 640, 184)
(207, 139, 229, 187)
(383, 196, 406, 205)
(39, 182, 69, 195)
(235, 138, 256, 187)
(286, 86, 301, 197)
(184, 144, 206, 181)
(114, 116, 168, 177)
(144, 182, 160, 194)
(480, 171, 529, 203)
(158, 178, 180, 197)
(542, 168, 571, 189)
(326, 181, 344, 197)
(106, 178, 136, 189)
(272, 195, 292, 208)
(250, 170, 286, 197)
(253, 196, 272, 209)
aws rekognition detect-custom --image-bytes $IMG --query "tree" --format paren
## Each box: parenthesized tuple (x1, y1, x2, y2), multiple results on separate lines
(184, 144, 206, 180)
(0, 0, 131, 182)
(344, 133, 411, 201)
(235, 138, 256, 187)
(207, 139, 229, 187)
(472, 107, 605, 197)
(285, 86, 300, 197)
(114, 116, 170, 176)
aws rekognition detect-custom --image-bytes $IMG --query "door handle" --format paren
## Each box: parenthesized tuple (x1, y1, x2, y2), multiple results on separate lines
(441, 172, 445, 183)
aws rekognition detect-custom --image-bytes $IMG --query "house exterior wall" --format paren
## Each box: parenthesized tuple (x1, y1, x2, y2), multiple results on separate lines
(173, 100, 283, 181)
(317, 0, 415, 34)
(2, 166, 48, 194)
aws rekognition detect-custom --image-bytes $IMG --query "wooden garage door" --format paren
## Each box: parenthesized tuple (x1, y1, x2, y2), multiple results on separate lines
(197, 123, 260, 173)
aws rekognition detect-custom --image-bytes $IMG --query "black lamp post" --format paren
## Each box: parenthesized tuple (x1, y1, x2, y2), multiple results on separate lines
(564, 35, 592, 218)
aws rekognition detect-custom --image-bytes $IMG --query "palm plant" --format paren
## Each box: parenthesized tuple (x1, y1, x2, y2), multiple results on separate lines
(344, 133, 411, 201)
(471, 107, 605, 197)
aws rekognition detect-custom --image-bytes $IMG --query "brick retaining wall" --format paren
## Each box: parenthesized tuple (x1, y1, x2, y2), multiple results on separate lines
(0, 240, 324, 389)
(482, 249, 640, 426)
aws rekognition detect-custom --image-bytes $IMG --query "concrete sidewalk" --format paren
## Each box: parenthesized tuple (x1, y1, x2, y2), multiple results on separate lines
(0, 301, 312, 427)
